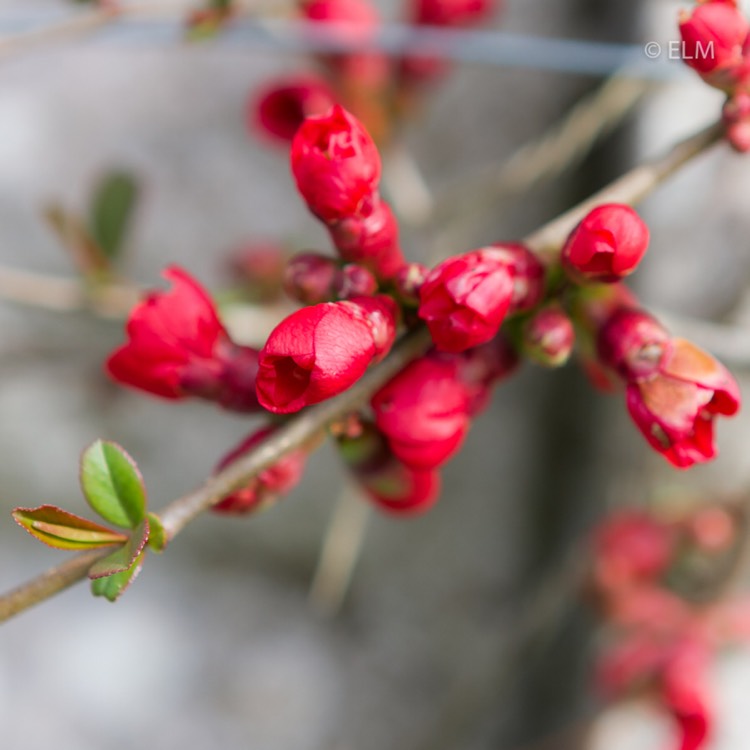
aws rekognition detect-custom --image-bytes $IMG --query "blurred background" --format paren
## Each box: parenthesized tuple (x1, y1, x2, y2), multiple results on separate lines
(0, 1, 749, 749)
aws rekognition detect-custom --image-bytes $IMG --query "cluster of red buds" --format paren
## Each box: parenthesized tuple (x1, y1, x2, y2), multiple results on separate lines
(105, 98, 741, 517)
(250, 0, 500, 147)
(590, 506, 750, 750)
(679, 0, 750, 151)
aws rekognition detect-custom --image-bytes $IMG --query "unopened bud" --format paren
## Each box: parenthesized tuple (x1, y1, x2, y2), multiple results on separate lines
(597, 308, 670, 381)
(522, 305, 575, 367)
(283, 252, 338, 304)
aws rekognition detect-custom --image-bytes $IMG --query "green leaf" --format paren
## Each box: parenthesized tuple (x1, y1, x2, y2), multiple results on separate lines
(12, 505, 127, 551)
(90, 551, 145, 602)
(88, 519, 150, 579)
(146, 512, 167, 552)
(89, 171, 138, 261)
(80, 440, 147, 529)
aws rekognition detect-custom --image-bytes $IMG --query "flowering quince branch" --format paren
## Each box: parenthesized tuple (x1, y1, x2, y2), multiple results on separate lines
(523, 120, 724, 261)
(590, 502, 750, 750)
(0, 109, 732, 623)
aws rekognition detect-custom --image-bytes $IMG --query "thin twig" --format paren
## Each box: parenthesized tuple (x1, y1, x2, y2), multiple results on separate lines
(0, 120, 724, 624)
(308, 485, 371, 616)
(0, 549, 108, 622)
(0, 265, 140, 318)
(0, 6, 119, 59)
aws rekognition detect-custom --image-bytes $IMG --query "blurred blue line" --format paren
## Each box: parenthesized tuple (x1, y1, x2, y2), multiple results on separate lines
(0, 13, 687, 81)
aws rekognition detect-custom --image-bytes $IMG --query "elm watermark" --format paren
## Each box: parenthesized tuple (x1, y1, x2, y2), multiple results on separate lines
(644, 40, 715, 61)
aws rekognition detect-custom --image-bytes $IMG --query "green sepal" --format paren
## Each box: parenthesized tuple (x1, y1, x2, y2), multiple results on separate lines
(80, 440, 147, 529)
(12, 505, 127, 551)
(90, 551, 145, 602)
(146, 512, 167, 552)
(89, 171, 138, 262)
(88, 518, 150, 579)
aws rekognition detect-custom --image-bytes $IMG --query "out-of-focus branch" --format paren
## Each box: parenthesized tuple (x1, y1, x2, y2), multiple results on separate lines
(0, 265, 140, 318)
(0, 4, 118, 59)
(308, 485, 371, 616)
(431, 73, 654, 238)
(525, 120, 725, 261)
(0, 1, 291, 61)
(0, 120, 724, 623)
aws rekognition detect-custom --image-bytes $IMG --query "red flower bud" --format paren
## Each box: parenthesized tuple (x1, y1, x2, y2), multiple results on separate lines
(522, 304, 575, 368)
(592, 510, 674, 591)
(561, 204, 650, 283)
(301, 0, 388, 87)
(334, 263, 378, 299)
(251, 76, 336, 143)
(491, 242, 546, 314)
(399, 0, 498, 84)
(212, 427, 307, 515)
(679, 3, 749, 77)
(372, 353, 470, 469)
(626, 338, 740, 468)
(418, 247, 515, 352)
(256, 295, 397, 413)
(723, 93, 750, 152)
(283, 254, 378, 303)
(291, 104, 381, 223)
(303, 0, 380, 30)
(393, 262, 429, 306)
(597, 308, 671, 380)
(336, 420, 440, 514)
(328, 198, 406, 279)
(106, 266, 261, 411)
(409, 0, 497, 26)
(343, 295, 398, 361)
(661, 641, 713, 750)
(284, 252, 339, 304)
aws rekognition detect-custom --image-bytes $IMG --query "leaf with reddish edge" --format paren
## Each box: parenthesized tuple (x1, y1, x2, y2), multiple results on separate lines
(88, 518, 150, 579)
(146, 512, 167, 552)
(80, 440, 147, 529)
(90, 551, 145, 603)
(12, 505, 127, 551)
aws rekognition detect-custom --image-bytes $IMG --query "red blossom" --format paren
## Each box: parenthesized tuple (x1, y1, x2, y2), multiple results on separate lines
(678, 3, 749, 78)
(597, 308, 671, 381)
(291, 105, 381, 224)
(256, 295, 397, 413)
(561, 204, 650, 283)
(592, 510, 675, 592)
(328, 198, 406, 279)
(212, 427, 307, 515)
(106, 266, 260, 411)
(661, 640, 714, 750)
(418, 248, 515, 352)
(522, 304, 575, 368)
(723, 93, 750, 152)
(301, 0, 388, 86)
(409, 0, 497, 26)
(400, 0, 499, 83)
(252, 76, 337, 143)
(366, 466, 441, 514)
(372, 353, 470, 469)
(336, 419, 441, 514)
(626, 338, 740, 468)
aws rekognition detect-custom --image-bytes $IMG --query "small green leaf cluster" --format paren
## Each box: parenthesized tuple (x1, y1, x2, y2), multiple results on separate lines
(13, 440, 165, 602)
